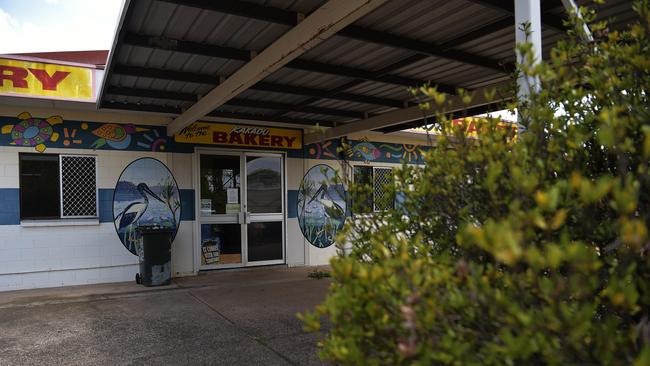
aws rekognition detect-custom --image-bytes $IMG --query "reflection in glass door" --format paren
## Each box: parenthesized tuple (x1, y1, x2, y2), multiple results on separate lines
(198, 151, 284, 269)
(245, 155, 284, 264)
(199, 153, 243, 267)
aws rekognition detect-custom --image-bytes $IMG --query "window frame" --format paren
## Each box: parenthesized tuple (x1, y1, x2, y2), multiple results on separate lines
(19, 152, 98, 220)
(351, 163, 395, 213)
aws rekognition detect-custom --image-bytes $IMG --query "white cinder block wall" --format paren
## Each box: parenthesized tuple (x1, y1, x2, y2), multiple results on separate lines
(286, 156, 307, 267)
(0, 146, 196, 291)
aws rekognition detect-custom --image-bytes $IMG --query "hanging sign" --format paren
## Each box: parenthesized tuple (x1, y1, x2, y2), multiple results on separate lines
(0, 57, 95, 101)
(175, 122, 302, 149)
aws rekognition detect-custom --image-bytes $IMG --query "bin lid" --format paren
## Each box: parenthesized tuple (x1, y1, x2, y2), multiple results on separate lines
(137, 225, 175, 234)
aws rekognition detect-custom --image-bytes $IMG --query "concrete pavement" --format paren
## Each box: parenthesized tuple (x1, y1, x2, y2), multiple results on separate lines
(0, 266, 331, 365)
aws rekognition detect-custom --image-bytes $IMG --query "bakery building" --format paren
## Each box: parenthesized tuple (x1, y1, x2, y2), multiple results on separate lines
(0, 0, 631, 290)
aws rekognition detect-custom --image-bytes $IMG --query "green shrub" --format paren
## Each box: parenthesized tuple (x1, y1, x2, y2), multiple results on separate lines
(301, 2, 650, 365)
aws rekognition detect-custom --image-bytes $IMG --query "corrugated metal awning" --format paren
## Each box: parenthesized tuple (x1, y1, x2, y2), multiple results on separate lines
(97, 0, 636, 136)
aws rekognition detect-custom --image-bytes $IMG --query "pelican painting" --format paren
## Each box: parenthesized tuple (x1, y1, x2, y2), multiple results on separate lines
(114, 183, 166, 250)
(297, 164, 347, 248)
(113, 158, 181, 255)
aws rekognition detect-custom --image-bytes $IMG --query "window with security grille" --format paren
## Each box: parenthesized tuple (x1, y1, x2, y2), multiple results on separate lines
(19, 153, 97, 220)
(60, 155, 97, 217)
(353, 166, 394, 213)
(373, 167, 393, 211)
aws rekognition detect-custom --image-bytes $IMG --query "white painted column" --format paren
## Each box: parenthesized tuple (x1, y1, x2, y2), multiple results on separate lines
(515, 0, 542, 99)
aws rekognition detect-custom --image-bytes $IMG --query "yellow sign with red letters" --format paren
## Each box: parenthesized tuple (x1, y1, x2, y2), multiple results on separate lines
(175, 122, 302, 149)
(409, 117, 517, 139)
(0, 58, 94, 100)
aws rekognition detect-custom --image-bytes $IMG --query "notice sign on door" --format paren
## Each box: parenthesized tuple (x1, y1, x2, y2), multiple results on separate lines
(175, 122, 302, 149)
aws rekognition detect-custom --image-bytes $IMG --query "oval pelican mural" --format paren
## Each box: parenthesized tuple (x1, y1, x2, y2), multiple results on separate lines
(297, 164, 347, 248)
(113, 158, 181, 255)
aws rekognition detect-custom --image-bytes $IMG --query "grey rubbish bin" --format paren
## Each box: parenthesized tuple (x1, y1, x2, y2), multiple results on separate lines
(135, 225, 173, 286)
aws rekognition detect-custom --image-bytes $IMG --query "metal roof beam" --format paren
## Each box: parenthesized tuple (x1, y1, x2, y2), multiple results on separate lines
(253, 82, 404, 108)
(286, 59, 450, 90)
(465, 0, 567, 31)
(438, 17, 514, 49)
(162, 0, 509, 73)
(227, 98, 364, 119)
(103, 101, 181, 114)
(101, 101, 335, 126)
(161, 0, 301, 25)
(113, 64, 222, 84)
(166, 0, 390, 136)
(205, 111, 334, 127)
(107, 86, 198, 102)
(124, 33, 435, 89)
(124, 33, 253, 61)
(111, 64, 404, 108)
(339, 26, 511, 72)
(303, 80, 512, 144)
(106, 86, 364, 119)
(271, 54, 428, 119)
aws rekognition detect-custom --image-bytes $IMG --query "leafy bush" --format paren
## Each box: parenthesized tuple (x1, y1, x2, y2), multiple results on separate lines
(301, 2, 650, 365)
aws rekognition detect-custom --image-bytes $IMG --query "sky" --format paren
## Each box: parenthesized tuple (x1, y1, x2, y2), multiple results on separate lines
(0, 0, 123, 54)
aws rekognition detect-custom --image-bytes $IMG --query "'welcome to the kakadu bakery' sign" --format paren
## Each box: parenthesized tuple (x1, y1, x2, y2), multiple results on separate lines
(175, 122, 302, 149)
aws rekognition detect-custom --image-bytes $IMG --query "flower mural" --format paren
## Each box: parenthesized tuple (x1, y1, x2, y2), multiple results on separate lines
(297, 164, 347, 248)
(113, 158, 181, 255)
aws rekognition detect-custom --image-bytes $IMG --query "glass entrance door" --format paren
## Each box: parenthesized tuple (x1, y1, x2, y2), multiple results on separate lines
(198, 151, 284, 269)
(244, 154, 284, 264)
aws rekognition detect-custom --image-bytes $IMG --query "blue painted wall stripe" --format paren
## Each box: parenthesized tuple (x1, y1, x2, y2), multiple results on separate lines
(0, 188, 195, 225)
(98, 189, 114, 223)
(287, 190, 298, 219)
(179, 189, 195, 221)
(0, 188, 20, 225)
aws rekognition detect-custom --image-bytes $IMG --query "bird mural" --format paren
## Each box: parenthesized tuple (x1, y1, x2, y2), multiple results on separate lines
(114, 183, 166, 252)
(91, 123, 148, 150)
(297, 165, 347, 248)
(307, 181, 345, 220)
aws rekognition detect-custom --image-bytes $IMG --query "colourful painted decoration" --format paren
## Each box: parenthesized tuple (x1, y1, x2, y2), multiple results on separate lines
(352, 141, 381, 161)
(62, 127, 83, 146)
(0, 113, 434, 162)
(307, 139, 337, 159)
(297, 164, 347, 248)
(0, 113, 172, 153)
(91, 123, 149, 149)
(1, 112, 62, 152)
(138, 129, 167, 151)
(113, 158, 181, 255)
(305, 138, 431, 164)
